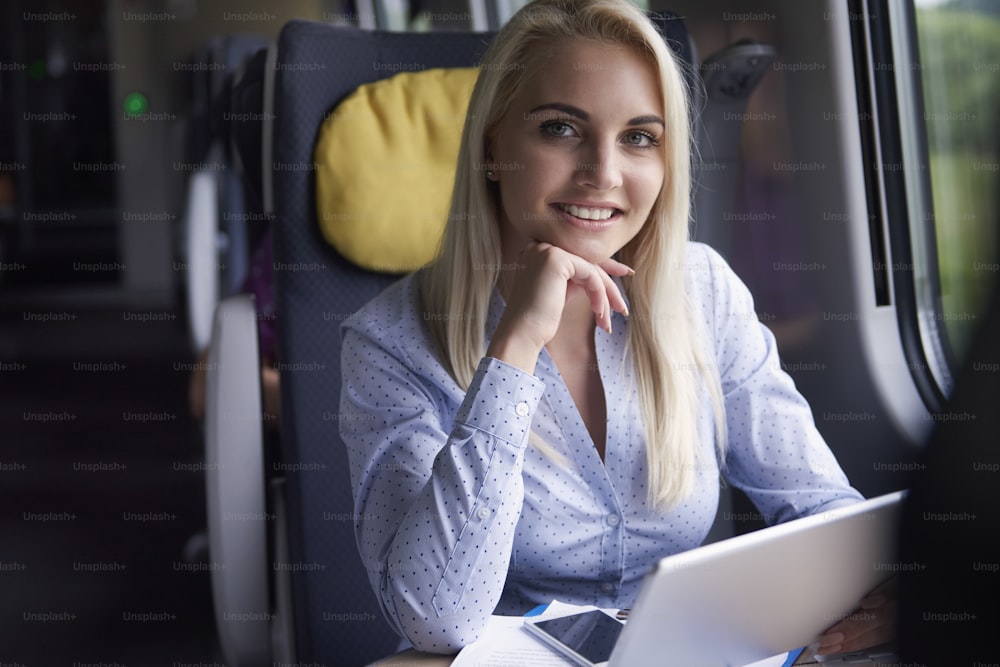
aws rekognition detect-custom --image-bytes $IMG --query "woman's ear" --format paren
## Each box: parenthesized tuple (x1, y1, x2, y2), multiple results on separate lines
(483, 150, 499, 182)
(483, 129, 503, 181)
(482, 139, 497, 181)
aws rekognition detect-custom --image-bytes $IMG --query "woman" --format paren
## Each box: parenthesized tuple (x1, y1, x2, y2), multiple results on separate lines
(340, 0, 890, 656)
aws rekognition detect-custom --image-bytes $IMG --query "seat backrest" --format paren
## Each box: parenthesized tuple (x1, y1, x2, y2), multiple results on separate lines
(267, 15, 698, 665)
(269, 22, 496, 665)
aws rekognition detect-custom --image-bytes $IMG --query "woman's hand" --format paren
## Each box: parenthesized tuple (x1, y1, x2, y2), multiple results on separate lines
(814, 577, 896, 656)
(486, 241, 633, 374)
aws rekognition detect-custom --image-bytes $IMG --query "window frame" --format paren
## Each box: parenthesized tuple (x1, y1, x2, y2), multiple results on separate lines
(854, 0, 954, 413)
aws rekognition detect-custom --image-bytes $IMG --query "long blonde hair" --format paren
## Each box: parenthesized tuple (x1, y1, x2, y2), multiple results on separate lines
(421, 0, 726, 509)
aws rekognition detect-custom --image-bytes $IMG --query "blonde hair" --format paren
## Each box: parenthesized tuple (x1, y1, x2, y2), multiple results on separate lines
(421, 0, 726, 509)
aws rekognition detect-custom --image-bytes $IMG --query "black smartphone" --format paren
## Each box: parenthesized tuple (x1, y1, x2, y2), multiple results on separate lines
(523, 610, 625, 667)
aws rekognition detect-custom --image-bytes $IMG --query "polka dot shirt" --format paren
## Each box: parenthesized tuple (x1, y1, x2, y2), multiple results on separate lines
(339, 242, 863, 653)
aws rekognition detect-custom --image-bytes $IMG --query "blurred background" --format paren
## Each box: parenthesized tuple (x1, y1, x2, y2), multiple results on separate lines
(0, 1, 359, 663)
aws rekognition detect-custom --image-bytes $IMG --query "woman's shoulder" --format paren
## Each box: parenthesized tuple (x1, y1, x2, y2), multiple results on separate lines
(340, 271, 462, 398)
(682, 241, 734, 294)
(341, 271, 424, 345)
(681, 241, 759, 336)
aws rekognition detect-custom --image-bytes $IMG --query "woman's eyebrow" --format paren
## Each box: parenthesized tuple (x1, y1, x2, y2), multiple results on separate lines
(529, 102, 589, 120)
(628, 114, 665, 127)
(527, 103, 664, 127)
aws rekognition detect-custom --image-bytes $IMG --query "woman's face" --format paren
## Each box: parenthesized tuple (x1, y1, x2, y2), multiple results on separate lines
(490, 39, 666, 264)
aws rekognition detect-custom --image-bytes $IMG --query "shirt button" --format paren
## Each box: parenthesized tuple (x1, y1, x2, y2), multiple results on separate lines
(606, 514, 620, 527)
(476, 507, 491, 521)
(515, 401, 530, 417)
(601, 582, 615, 593)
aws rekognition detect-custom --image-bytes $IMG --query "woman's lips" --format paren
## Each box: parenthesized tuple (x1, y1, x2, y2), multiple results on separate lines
(552, 203, 623, 229)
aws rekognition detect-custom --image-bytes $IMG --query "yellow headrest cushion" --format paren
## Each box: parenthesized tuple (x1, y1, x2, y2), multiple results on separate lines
(314, 67, 479, 273)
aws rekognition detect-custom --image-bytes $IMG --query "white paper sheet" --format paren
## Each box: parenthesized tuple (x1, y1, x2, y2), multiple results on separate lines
(451, 601, 601, 666)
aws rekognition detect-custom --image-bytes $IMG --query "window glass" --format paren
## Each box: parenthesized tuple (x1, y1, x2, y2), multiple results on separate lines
(914, 0, 1000, 363)
(505, 0, 650, 17)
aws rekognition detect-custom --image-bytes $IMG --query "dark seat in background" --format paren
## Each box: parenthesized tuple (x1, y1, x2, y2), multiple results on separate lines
(180, 34, 268, 354)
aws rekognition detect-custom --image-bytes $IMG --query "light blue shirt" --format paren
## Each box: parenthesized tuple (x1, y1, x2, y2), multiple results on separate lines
(340, 242, 863, 653)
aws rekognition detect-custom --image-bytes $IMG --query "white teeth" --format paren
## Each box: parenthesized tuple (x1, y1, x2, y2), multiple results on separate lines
(560, 204, 616, 221)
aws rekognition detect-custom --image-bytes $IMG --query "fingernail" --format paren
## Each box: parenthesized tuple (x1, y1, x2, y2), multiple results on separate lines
(622, 306, 630, 318)
(627, 267, 636, 275)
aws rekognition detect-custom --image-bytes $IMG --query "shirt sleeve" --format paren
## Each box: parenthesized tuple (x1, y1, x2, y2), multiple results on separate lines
(339, 324, 544, 653)
(699, 244, 865, 524)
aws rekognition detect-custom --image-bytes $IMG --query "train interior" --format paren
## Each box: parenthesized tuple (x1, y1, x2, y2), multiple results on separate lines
(1, 0, 997, 664)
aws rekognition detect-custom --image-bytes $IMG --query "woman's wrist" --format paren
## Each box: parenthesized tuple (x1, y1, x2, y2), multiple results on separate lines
(485, 327, 543, 375)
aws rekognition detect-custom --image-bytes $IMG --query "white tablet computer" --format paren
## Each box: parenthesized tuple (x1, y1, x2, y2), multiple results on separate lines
(606, 490, 905, 667)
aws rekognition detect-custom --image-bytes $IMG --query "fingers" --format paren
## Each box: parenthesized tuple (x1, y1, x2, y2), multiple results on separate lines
(816, 594, 896, 655)
(497, 242, 633, 355)
(595, 258, 632, 319)
(816, 622, 894, 656)
(860, 576, 896, 609)
(569, 263, 614, 333)
(597, 256, 637, 278)
(561, 252, 631, 333)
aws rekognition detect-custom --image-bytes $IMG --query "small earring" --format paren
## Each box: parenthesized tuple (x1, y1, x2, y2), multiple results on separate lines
(486, 171, 496, 181)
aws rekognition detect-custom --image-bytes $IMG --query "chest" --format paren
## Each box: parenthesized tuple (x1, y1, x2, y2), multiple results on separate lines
(547, 344, 608, 459)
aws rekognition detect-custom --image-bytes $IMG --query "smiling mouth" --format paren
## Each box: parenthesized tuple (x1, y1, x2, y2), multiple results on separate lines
(556, 203, 622, 221)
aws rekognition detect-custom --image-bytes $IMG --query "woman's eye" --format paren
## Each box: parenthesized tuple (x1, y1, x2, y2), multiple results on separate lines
(541, 121, 575, 138)
(623, 130, 659, 148)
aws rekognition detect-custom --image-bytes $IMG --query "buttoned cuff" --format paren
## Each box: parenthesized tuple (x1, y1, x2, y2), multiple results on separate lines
(454, 357, 545, 447)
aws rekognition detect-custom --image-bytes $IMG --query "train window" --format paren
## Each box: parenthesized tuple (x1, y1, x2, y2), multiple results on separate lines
(496, 1, 650, 25)
(337, 0, 483, 31)
(504, 0, 650, 10)
(864, 0, 999, 412)
(912, 0, 999, 367)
